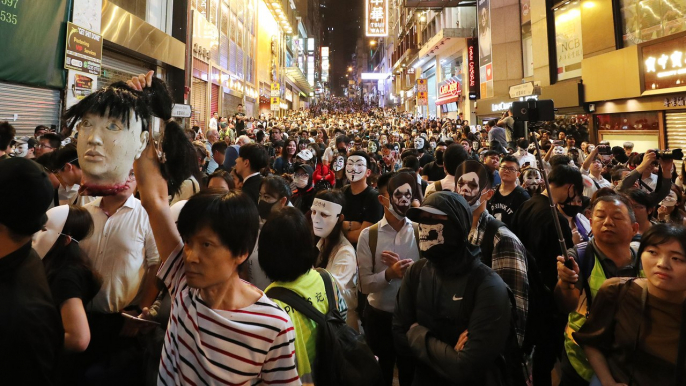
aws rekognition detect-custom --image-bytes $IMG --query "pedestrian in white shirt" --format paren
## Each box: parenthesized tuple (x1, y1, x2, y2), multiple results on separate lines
(357, 172, 420, 386)
(580, 145, 612, 198)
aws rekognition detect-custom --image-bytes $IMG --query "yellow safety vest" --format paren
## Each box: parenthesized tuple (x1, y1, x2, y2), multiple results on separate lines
(564, 254, 645, 381)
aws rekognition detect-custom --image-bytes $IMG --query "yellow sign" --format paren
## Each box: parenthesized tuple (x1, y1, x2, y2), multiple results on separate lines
(416, 78, 427, 92)
(271, 83, 280, 98)
(271, 97, 280, 111)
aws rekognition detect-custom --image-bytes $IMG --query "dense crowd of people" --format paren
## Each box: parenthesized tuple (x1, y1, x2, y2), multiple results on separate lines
(1, 74, 685, 386)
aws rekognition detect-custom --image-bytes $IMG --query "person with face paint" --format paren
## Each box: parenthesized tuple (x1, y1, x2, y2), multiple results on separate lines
(394, 191, 512, 385)
(357, 172, 420, 386)
(291, 164, 316, 214)
(487, 155, 530, 227)
(34, 205, 102, 355)
(341, 151, 384, 244)
(510, 164, 584, 386)
(311, 191, 359, 330)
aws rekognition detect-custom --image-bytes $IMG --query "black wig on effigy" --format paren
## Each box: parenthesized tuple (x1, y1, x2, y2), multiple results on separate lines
(64, 78, 196, 197)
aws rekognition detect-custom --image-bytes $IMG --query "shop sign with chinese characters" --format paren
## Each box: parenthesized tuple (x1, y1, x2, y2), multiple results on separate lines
(365, 0, 388, 37)
(663, 95, 686, 108)
(643, 36, 686, 92)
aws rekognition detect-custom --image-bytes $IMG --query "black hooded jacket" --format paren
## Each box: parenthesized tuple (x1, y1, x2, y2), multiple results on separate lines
(394, 192, 512, 386)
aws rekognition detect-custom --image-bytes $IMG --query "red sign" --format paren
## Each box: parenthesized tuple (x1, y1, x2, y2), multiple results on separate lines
(439, 77, 461, 97)
(467, 38, 480, 100)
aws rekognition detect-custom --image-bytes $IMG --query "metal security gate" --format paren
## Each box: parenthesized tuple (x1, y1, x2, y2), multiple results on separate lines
(211, 84, 220, 119)
(191, 78, 207, 129)
(0, 82, 61, 136)
(99, 53, 153, 89)
(666, 111, 686, 171)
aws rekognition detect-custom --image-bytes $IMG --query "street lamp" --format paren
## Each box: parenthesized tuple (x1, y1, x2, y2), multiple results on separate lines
(370, 40, 377, 46)
(347, 66, 353, 72)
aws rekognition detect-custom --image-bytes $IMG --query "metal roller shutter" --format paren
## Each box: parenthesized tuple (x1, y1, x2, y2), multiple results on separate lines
(666, 111, 686, 171)
(0, 83, 61, 136)
(211, 84, 220, 118)
(99, 53, 153, 89)
(191, 78, 207, 129)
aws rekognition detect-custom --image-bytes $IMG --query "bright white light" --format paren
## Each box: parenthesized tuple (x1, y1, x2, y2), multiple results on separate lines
(361, 73, 391, 80)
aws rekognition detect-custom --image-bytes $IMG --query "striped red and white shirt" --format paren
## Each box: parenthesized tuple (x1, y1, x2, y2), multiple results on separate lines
(158, 244, 301, 386)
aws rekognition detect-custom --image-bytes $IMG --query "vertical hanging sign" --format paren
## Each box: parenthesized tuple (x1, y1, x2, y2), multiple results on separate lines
(467, 38, 480, 100)
(416, 78, 428, 105)
(477, 0, 493, 98)
(365, 0, 388, 37)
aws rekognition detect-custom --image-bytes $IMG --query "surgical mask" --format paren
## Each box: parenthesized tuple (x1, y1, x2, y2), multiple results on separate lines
(386, 200, 405, 220)
(294, 175, 309, 189)
(560, 203, 582, 217)
(469, 197, 481, 212)
(258, 199, 278, 220)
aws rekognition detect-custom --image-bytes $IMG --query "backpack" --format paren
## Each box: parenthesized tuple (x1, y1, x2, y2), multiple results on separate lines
(266, 269, 383, 386)
(478, 218, 550, 363)
(406, 260, 529, 386)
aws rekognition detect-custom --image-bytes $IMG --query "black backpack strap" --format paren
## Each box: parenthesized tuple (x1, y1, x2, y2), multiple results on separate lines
(408, 259, 428, 300)
(266, 286, 326, 325)
(316, 268, 341, 317)
(575, 241, 596, 308)
(480, 219, 507, 268)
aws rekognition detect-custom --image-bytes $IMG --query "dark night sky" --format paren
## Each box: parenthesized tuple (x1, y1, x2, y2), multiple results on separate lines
(324, 0, 363, 96)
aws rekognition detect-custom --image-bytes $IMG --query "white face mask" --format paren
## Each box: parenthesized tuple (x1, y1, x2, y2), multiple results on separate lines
(333, 156, 345, 172)
(311, 198, 343, 238)
(553, 146, 565, 155)
(13, 143, 28, 157)
(32, 205, 70, 259)
(414, 137, 425, 149)
(345, 155, 367, 182)
(294, 175, 309, 189)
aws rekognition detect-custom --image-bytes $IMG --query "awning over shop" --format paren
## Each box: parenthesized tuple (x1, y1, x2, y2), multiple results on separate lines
(284, 67, 313, 95)
(436, 95, 459, 105)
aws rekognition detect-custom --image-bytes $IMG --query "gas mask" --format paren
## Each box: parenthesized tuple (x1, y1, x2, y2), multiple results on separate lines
(311, 198, 342, 238)
(345, 155, 368, 182)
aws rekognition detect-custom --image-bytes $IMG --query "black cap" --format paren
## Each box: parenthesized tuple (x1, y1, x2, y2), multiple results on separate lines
(0, 158, 54, 235)
(407, 191, 472, 232)
(294, 163, 313, 176)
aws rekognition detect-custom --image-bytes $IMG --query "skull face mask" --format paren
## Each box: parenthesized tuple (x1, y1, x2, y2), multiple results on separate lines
(345, 155, 368, 182)
(311, 198, 342, 238)
(419, 223, 445, 251)
(553, 146, 565, 155)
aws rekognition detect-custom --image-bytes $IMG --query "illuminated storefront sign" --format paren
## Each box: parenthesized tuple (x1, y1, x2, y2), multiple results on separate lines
(643, 37, 686, 92)
(361, 72, 391, 80)
(405, 0, 461, 7)
(437, 76, 461, 105)
(365, 0, 388, 37)
(467, 38, 479, 100)
(321, 46, 329, 83)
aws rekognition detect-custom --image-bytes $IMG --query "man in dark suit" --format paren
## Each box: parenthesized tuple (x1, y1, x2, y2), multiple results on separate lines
(235, 142, 268, 205)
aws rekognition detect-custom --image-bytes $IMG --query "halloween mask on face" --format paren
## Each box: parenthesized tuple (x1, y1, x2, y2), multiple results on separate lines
(454, 160, 490, 211)
(333, 155, 345, 172)
(345, 155, 367, 182)
(521, 168, 543, 195)
(32, 205, 70, 259)
(386, 173, 417, 219)
(311, 198, 342, 238)
(414, 137, 425, 150)
(367, 141, 377, 154)
(553, 146, 565, 155)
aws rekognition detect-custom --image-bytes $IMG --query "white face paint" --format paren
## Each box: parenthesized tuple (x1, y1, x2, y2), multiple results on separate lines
(345, 155, 367, 182)
(311, 198, 343, 238)
(77, 112, 149, 195)
(414, 137, 425, 149)
(418, 223, 445, 251)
